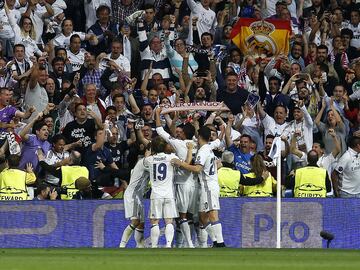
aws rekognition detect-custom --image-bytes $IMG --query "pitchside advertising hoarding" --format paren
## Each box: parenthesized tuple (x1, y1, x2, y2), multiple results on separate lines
(0, 198, 359, 248)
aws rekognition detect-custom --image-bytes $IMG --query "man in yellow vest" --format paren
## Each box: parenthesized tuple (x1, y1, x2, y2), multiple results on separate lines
(287, 150, 331, 198)
(37, 150, 89, 200)
(218, 151, 266, 197)
(0, 155, 36, 200)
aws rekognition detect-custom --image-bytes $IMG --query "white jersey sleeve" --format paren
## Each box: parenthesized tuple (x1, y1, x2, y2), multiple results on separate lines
(125, 157, 149, 198)
(156, 127, 185, 155)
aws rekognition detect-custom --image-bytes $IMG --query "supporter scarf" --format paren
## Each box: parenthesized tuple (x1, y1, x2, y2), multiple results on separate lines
(160, 101, 229, 114)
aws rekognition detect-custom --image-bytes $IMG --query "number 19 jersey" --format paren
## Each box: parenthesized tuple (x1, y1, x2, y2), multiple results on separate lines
(144, 153, 178, 199)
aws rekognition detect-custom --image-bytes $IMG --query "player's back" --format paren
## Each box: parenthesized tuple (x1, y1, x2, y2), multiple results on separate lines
(124, 158, 149, 199)
(145, 152, 177, 199)
(196, 143, 218, 186)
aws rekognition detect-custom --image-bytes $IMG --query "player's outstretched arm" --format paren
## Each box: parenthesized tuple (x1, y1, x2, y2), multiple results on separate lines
(171, 159, 202, 173)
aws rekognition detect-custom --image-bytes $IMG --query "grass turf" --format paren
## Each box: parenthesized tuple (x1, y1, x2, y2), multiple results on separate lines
(0, 248, 359, 270)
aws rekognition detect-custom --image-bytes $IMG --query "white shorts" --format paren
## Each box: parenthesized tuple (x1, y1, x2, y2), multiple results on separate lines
(124, 193, 144, 222)
(199, 182, 220, 213)
(150, 198, 178, 219)
(176, 181, 197, 214)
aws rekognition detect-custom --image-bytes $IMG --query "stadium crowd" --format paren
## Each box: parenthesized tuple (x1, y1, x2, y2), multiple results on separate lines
(0, 0, 359, 203)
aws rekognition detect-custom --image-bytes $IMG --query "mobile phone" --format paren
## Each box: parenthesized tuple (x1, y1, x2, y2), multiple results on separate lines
(196, 71, 208, 77)
(298, 73, 308, 80)
(321, 72, 327, 82)
(168, 81, 174, 88)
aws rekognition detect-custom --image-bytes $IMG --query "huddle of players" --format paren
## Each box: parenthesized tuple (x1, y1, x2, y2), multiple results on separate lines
(119, 108, 225, 248)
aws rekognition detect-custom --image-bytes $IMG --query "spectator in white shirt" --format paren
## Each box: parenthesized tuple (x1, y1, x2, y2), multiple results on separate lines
(186, 0, 217, 45)
(52, 18, 97, 48)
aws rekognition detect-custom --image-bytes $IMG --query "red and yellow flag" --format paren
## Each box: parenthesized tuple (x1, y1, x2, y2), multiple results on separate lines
(230, 18, 291, 56)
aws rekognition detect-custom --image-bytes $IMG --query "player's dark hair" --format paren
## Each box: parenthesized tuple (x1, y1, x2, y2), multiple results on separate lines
(198, 126, 211, 142)
(182, 123, 195, 140)
(349, 136, 360, 149)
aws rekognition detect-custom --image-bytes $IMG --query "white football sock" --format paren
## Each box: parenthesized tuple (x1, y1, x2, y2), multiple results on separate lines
(198, 227, 208, 248)
(180, 219, 194, 248)
(119, 224, 135, 248)
(151, 224, 160, 248)
(165, 223, 174, 248)
(211, 222, 224, 244)
(134, 228, 144, 248)
(204, 223, 217, 242)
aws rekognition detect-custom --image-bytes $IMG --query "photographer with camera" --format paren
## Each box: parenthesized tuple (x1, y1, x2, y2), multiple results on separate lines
(34, 183, 58, 200)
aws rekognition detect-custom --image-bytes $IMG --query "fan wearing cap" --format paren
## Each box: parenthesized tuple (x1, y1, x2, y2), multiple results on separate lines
(73, 176, 111, 199)
(217, 151, 267, 197)
(268, 1, 288, 19)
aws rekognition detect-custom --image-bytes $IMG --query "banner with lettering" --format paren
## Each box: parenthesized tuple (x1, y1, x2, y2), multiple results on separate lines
(160, 102, 230, 114)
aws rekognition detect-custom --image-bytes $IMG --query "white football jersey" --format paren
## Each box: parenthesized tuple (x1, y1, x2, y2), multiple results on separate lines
(195, 143, 218, 187)
(156, 127, 196, 185)
(53, 31, 86, 48)
(124, 158, 149, 200)
(66, 49, 86, 72)
(45, 150, 70, 185)
(144, 153, 177, 199)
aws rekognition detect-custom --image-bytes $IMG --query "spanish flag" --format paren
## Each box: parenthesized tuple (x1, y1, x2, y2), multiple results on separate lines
(230, 18, 291, 56)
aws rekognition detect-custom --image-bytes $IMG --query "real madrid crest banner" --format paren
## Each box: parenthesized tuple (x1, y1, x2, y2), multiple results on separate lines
(230, 18, 291, 56)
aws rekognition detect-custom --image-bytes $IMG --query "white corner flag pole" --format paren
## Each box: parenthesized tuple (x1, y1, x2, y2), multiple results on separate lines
(268, 137, 282, 249)
(276, 154, 281, 249)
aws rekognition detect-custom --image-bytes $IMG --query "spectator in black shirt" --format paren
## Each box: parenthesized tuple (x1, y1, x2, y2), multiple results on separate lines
(217, 72, 249, 115)
(62, 103, 103, 153)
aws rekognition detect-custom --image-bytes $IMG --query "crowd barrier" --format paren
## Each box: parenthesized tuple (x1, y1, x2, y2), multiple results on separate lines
(0, 198, 359, 248)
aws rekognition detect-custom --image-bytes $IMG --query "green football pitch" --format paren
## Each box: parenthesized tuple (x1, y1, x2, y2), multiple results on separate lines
(0, 248, 359, 270)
